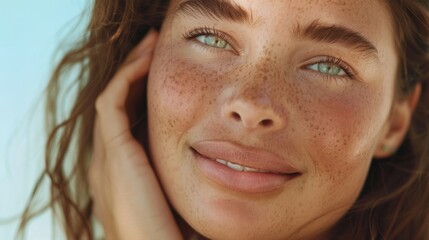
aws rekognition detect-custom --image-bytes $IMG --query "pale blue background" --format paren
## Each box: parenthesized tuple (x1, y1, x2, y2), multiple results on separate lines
(0, 1, 87, 239)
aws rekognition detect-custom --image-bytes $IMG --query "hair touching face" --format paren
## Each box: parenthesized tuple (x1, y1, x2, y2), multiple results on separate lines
(17, 0, 429, 239)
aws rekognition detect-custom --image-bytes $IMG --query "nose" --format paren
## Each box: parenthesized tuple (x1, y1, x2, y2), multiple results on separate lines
(222, 99, 285, 131)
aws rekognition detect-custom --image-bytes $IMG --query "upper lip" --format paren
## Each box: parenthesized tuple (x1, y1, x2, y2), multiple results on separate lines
(191, 140, 300, 174)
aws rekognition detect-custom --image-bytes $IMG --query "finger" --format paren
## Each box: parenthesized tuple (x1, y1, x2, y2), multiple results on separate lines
(122, 29, 158, 66)
(90, 29, 157, 186)
(88, 117, 105, 215)
(95, 34, 157, 146)
(88, 118, 104, 190)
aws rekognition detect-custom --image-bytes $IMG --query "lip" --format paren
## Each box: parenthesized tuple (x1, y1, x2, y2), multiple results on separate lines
(191, 140, 301, 193)
(192, 141, 300, 174)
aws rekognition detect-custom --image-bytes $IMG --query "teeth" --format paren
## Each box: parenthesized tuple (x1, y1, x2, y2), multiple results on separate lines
(215, 159, 227, 165)
(227, 162, 244, 171)
(243, 166, 259, 172)
(215, 159, 270, 173)
(243, 166, 270, 173)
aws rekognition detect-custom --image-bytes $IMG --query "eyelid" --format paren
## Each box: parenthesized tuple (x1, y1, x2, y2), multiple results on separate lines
(183, 26, 241, 54)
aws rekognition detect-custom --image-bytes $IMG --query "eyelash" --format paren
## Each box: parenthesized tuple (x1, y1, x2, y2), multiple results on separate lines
(310, 56, 357, 80)
(182, 26, 236, 52)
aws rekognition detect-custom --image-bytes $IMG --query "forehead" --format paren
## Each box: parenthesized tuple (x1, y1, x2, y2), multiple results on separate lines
(168, 0, 389, 23)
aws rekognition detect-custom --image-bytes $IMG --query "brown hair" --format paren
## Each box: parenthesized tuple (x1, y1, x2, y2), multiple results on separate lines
(17, 0, 429, 239)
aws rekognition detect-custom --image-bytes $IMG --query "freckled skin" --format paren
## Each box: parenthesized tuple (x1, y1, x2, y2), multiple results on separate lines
(147, 0, 397, 239)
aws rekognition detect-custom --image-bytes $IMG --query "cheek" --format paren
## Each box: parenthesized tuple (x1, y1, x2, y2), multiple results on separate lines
(281, 82, 393, 221)
(298, 81, 390, 186)
(148, 48, 216, 136)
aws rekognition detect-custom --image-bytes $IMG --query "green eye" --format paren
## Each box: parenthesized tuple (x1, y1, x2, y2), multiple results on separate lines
(307, 63, 347, 76)
(196, 35, 228, 49)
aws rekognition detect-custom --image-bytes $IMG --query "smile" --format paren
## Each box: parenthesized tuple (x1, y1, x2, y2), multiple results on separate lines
(191, 140, 301, 193)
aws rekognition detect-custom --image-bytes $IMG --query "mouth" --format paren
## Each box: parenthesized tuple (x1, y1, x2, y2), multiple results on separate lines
(190, 141, 301, 193)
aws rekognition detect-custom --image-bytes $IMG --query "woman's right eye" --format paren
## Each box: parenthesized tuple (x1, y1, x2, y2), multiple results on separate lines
(183, 27, 237, 52)
(195, 35, 229, 49)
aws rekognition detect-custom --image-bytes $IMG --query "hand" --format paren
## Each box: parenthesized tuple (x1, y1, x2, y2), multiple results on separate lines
(88, 29, 183, 240)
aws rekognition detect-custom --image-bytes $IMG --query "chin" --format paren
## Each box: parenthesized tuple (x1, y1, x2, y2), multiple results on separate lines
(171, 188, 290, 240)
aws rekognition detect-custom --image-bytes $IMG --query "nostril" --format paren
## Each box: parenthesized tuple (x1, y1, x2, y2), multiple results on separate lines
(231, 112, 241, 121)
(260, 119, 273, 127)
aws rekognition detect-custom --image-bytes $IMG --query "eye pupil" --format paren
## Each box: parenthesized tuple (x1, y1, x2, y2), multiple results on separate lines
(318, 63, 341, 75)
(203, 35, 227, 48)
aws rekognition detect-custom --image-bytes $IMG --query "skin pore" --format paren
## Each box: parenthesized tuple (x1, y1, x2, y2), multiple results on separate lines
(146, 0, 408, 239)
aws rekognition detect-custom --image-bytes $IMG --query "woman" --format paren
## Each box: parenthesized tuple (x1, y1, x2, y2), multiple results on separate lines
(18, 0, 429, 239)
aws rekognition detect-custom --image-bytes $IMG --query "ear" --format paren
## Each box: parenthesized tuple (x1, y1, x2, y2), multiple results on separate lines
(374, 83, 422, 158)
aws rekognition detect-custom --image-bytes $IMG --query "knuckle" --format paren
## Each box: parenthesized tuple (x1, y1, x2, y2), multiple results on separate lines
(87, 163, 96, 186)
(88, 157, 101, 186)
(95, 93, 106, 113)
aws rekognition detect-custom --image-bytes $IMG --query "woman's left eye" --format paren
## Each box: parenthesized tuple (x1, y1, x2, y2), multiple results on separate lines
(195, 35, 229, 49)
(306, 63, 347, 76)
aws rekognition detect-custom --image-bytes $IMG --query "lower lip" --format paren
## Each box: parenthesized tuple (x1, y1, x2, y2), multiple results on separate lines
(193, 150, 298, 194)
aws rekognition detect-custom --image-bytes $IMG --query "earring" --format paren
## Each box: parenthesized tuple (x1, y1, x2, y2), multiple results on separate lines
(381, 144, 390, 153)
(381, 144, 397, 155)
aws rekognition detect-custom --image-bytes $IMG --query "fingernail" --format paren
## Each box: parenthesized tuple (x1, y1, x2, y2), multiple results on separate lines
(148, 28, 157, 35)
(135, 29, 158, 55)
(146, 28, 158, 42)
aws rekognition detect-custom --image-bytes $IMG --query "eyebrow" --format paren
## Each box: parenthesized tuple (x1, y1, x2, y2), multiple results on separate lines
(174, 2, 378, 58)
(293, 21, 379, 58)
(174, 0, 252, 23)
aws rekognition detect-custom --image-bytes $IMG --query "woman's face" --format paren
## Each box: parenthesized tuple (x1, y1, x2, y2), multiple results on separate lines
(147, 0, 397, 239)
